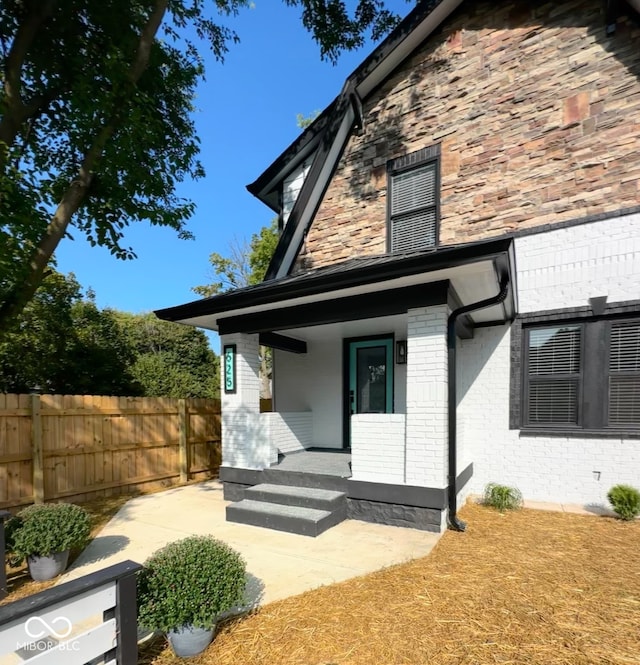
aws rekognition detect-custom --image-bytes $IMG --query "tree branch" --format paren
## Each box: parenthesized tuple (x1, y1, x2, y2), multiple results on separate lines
(0, 0, 169, 333)
(0, 0, 57, 152)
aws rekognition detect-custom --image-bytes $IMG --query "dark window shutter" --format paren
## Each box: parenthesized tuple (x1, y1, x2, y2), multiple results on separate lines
(526, 326, 581, 426)
(390, 162, 437, 253)
(608, 321, 640, 426)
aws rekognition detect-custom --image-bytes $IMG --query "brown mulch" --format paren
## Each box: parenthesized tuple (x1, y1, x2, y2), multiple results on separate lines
(140, 503, 640, 665)
(1, 494, 132, 605)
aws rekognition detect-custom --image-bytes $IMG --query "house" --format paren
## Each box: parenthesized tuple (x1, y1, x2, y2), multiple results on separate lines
(156, 0, 640, 535)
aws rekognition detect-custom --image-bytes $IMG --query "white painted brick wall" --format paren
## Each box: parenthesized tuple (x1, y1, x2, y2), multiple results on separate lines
(515, 212, 640, 313)
(455, 213, 640, 506)
(262, 411, 312, 454)
(458, 325, 640, 506)
(221, 333, 272, 469)
(351, 414, 406, 484)
(274, 341, 344, 447)
(405, 305, 449, 488)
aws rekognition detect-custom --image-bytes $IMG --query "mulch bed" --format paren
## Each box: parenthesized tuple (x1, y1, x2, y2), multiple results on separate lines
(141, 503, 640, 665)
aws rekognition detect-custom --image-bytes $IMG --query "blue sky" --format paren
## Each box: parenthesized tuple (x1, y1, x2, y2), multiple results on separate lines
(55, 2, 410, 324)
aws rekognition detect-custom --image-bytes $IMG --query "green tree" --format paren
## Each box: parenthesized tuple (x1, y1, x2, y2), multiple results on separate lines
(66, 300, 140, 395)
(0, 0, 402, 333)
(115, 311, 219, 398)
(193, 219, 279, 297)
(0, 271, 139, 394)
(0, 271, 218, 397)
(296, 110, 321, 129)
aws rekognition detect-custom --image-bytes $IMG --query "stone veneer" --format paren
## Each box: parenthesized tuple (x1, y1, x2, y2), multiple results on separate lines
(298, 0, 640, 269)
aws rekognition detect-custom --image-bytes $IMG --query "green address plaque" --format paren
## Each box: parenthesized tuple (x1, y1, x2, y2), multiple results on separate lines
(223, 344, 237, 394)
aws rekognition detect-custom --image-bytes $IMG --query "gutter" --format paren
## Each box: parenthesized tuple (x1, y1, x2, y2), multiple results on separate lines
(155, 238, 513, 323)
(446, 274, 510, 531)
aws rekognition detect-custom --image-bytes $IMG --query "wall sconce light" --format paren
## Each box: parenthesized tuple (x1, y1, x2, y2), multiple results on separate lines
(396, 340, 407, 364)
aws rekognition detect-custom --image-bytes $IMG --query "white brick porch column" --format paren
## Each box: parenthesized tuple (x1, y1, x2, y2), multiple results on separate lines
(220, 333, 271, 469)
(405, 304, 448, 488)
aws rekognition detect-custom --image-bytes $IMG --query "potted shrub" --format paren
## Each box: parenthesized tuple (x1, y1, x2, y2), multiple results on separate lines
(11, 503, 91, 581)
(137, 535, 246, 658)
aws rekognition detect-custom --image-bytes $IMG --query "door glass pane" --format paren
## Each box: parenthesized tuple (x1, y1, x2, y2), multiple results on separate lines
(356, 346, 387, 413)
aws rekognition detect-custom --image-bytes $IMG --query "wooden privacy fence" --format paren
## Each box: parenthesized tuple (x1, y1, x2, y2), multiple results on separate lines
(0, 394, 222, 511)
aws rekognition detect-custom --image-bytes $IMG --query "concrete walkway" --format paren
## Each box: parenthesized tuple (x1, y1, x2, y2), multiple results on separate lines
(59, 481, 441, 606)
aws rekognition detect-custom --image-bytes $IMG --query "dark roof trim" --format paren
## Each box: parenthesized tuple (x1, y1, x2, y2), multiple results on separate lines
(155, 237, 513, 323)
(218, 281, 450, 335)
(259, 332, 307, 354)
(264, 88, 356, 280)
(249, 0, 452, 203)
(246, 99, 338, 211)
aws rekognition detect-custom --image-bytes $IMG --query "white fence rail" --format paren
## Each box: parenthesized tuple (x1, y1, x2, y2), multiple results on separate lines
(0, 560, 141, 665)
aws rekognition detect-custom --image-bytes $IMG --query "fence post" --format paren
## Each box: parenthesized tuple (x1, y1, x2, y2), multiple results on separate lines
(178, 399, 189, 483)
(0, 510, 10, 600)
(104, 567, 139, 665)
(31, 394, 44, 503)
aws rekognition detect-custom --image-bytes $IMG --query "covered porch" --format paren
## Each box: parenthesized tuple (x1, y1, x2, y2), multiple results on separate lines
(156, 237, 517, 534)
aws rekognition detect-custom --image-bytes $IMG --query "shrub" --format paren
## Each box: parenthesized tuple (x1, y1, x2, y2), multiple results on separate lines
(483, 483, 523, 512)
(3, 515, 24, 566)
(11, 503, 91, 561)
(137, 535, 247, 633)
(607, 484, 640, 521)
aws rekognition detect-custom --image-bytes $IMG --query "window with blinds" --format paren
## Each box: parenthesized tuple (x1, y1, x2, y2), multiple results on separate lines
(526, 326, 581, 426)
(389, 161, 438, 253)
(609, 321, 640, 427)
(520, 316, 640, 432)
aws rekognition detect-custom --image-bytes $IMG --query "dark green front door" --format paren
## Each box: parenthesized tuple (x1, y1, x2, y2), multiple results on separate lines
(344, 337, 394, 447)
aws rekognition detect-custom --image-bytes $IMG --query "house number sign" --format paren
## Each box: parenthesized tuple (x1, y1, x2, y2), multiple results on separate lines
(223, 344, 236, 394)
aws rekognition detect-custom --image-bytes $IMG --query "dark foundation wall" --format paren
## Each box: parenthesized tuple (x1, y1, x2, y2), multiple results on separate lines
(220, 463, 473, 532)
(347, 499, 443, 532)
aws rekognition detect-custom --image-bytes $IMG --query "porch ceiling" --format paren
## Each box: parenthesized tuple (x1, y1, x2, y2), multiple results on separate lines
(155, 237, 517, 334)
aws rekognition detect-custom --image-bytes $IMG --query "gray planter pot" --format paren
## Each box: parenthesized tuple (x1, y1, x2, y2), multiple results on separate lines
(167, 625, 214, 658)
(27, 550, 70, 581)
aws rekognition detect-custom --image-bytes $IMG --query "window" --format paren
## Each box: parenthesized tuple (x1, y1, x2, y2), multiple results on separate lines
(608, 321, 640, 426)
(526, 325, 582, 426)
(520, 316, 640, 432)
(387, 145, 440, 254)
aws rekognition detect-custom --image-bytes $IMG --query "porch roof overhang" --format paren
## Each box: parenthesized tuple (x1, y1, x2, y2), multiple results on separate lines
(154, 237, 518, 335)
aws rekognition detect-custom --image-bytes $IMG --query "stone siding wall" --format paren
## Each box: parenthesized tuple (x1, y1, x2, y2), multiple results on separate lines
(300, 0, 640, 269)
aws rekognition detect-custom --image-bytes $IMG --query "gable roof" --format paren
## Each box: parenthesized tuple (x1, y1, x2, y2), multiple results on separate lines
(249, 0, 465, 281)
(250, 0, 640, 281)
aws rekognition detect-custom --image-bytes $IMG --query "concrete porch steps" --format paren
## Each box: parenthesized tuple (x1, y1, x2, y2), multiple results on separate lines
(226, 483, 347, 537)
(262, 468, 349, 492)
